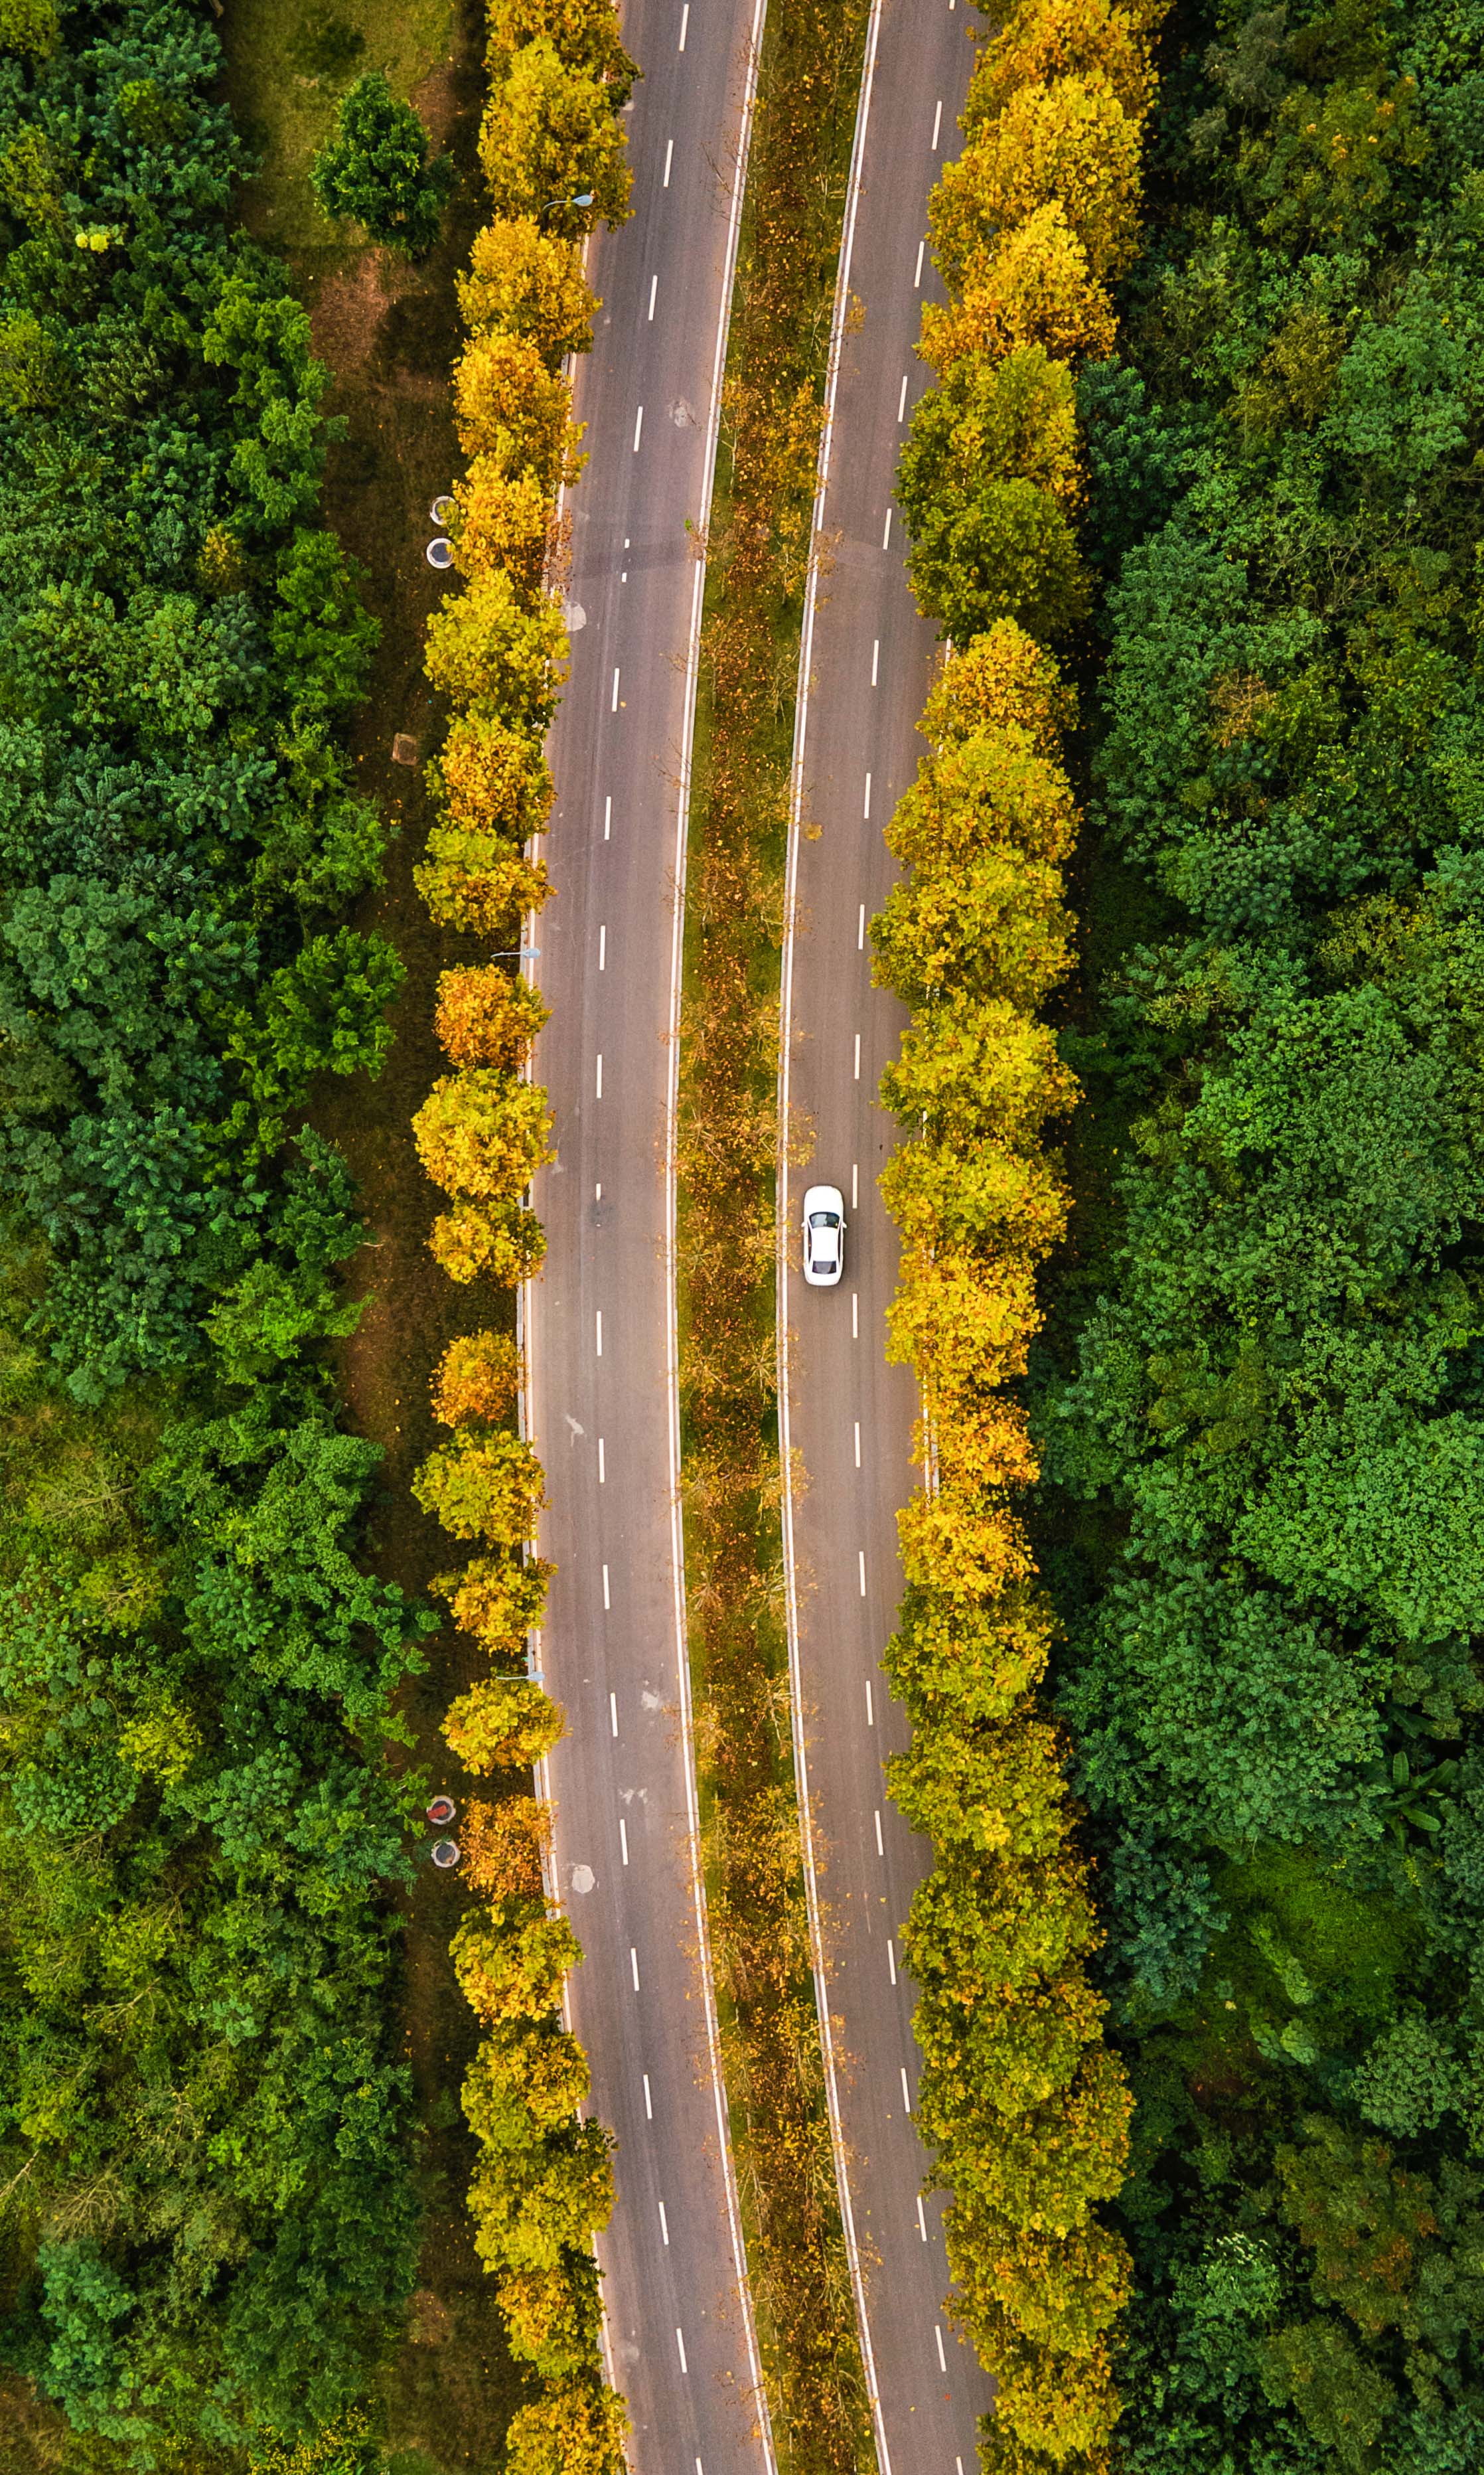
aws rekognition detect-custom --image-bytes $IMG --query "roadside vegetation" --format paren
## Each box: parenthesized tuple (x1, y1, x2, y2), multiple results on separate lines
(676, 0, 875, 2462)
(876, 1, 1167, 2467)
(0, 0, 429, 2452)
(1034, 1, 1484, 2468)
(404, 0, 635, 2463)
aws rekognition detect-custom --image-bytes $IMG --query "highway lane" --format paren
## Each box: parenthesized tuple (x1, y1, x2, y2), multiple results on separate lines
(778, 3, 988, 2469)
(524, 2, 773, 2466)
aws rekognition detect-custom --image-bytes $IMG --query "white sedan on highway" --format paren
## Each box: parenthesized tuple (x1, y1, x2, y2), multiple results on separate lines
(802, 1184, 846, 1287)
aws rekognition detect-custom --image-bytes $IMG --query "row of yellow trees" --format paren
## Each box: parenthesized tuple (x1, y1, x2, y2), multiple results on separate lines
(873, 5, 1167, 2470)
(409, 3, 635, 2464)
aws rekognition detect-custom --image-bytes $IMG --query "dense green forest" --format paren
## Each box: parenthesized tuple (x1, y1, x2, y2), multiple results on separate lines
(1035, 0, 1484, 2464)
(0, 0, 430, 2449)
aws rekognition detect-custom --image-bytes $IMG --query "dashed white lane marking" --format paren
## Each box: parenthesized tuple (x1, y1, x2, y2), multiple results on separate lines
(874, 1808, 884, 1856)
(602, 1562, 611, 1609)
(678, 1, 689, 47)
(859, 1550, 868, 1598)
(620, 1815, 629, 1865)
(610, 1691, 619, 1737)
(852, 1162, 859, 1209)
(595, 1053, 603, 1099)
(852, 1291, 859, 1340)
(599, 1437, 606, 1482)
(871, 637, 879, 686)
(935, 2326, 948, 2374)
(915, 237, 925, 287)
(897, 372, 909, 422)
(857, 901, 865, 949)
(659, 2199, 670, 2245)
(631, 1947, 640, 1991)
(853, 1032, 861, 1079)
(887, 1939, 897, 1985)
(643, 2072, 653, 2119)
(648, 274, 658, 319)
(901, 2065, 912, 2113)
(632, 404, 644, 452)
(611, 666, 621, 710)
(603, 793, 612, 839)
(882, 507, 893, 550)
(918, 2196, 929, 2243)
(863, 771, 871, 819)
(931, 98, 943, 149)
(663, 137, 674, 187)
(676, 2326, 689, 2375)
(865, 1677, 875, 1724)
(854, 1420, 861, 1468)
(595, 1310, 603, 1356)
(599, 924, 607, 969)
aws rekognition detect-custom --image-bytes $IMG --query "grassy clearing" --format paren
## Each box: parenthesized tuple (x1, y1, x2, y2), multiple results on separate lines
(221, 1, 530, 2465)
(676, 1, 875, 2465)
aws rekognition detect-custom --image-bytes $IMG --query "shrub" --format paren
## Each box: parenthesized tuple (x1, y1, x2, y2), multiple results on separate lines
(413, 1069, 554, 1202)
(453, 329, 584, 485)
(427, 1199, 547, 1286)
(457, 218, 599, 362)
(432, 710, 556, 837)
(435, 968, 548, 1070)
(431, 1552, 551, 1655)
(415, 837, 554, 935)
(423, 568, 569, 728)
(412, 1429, 545, 1546)
(479, 35, 633, 234)
(451, 462, 556, 594)
(431, 1328, 523, 1425)
(443, 1675, 565, 1773)
(462, 1793, 552, 1897)
(311, 70, 454, 256)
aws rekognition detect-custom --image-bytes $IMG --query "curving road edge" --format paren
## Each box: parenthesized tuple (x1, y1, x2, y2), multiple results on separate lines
(521, 1, 775, 2464)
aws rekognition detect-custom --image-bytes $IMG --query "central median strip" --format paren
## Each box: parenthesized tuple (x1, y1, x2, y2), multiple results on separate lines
(674, 0, 878, 2462)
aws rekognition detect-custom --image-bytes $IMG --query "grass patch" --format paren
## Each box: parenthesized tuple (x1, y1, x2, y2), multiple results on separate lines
(676, 1, 875, 2465)
(221, 0, 456, 263)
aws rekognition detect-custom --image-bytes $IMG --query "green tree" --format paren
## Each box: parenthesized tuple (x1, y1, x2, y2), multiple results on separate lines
(311, 71, 455, 256)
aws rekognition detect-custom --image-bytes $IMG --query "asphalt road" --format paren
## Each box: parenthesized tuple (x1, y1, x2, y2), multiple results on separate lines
(524, 3, 774, 2466)
(778, 4, 989, 2470)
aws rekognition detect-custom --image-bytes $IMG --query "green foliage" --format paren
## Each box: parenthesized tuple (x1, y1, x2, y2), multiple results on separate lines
(0, 0, 423, 2448)
(1033, 2, 1484, 2466)
(311, 68, 455, 256)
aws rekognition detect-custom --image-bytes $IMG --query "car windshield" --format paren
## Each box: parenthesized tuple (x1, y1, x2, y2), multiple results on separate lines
(808, 1212, 838, 1228)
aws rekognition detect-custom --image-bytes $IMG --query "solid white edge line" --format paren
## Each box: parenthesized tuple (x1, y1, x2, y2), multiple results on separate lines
(777, 3, 892, 2470)
(666, 3, 778, 2464)
(526, 11, 777, 2460)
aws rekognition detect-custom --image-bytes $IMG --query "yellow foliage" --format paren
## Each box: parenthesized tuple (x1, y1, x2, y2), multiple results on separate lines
(431, 1551, 551, 1655)
(435, 967, 548, 1070)
(463, 1794, 551, 1900)
(920, 202, 1116, 375)
(453, 328, 585, 485)
(413, 1070, 554, 1203)
(431, 1328, 522, 1425)
(428, 1199, 546, 1287)
(415, 842, 553, 936)
(457, 216, 599, 362)
(433, 712, 554, 839)
(923, 617, 1074, 755)
(931, 74, 1144, 289)
(451, 1903, 581, 2026)
(444, 1674, 565, 1773)
(423, 567, 569, 725)
(451, 461, 555, 596)
(966, 0, 1154, 133)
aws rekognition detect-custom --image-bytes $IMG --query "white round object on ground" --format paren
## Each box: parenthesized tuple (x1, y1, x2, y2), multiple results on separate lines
(425, 537, 454, 570)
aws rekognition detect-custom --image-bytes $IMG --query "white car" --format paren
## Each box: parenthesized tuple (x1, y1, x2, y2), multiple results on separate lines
(802, 1184, 846, 1287)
